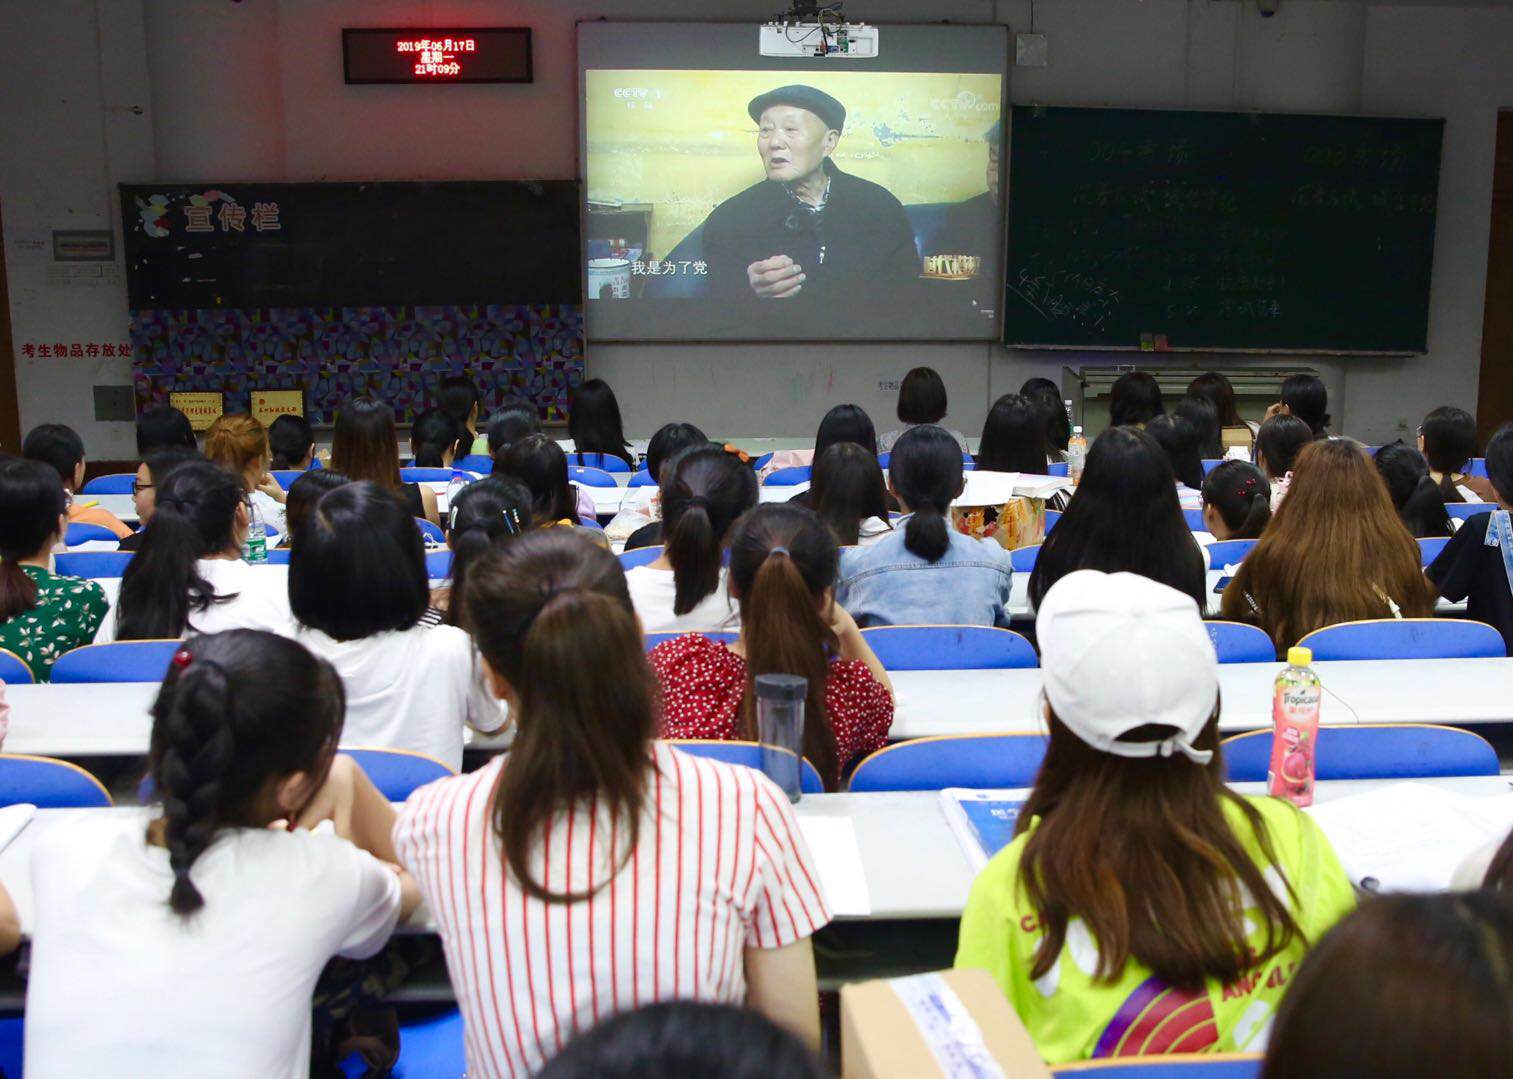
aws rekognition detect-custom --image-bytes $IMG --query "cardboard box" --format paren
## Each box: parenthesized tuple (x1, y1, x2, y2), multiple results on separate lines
(841, 968, 1051, 1079)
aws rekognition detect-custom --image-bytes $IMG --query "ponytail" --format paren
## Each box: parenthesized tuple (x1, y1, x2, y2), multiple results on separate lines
(661, 446, 758, 616)
(1201, 461, 1271, 540)
(157, 657, 236, 915)
(0, 457, 67, 620)
(667, 500, 720, 615)
(0, 562, 38, 623)
(889, 425, 962, 564)
(462, 530, 654, 904)
(1437, 469, 1463, 503)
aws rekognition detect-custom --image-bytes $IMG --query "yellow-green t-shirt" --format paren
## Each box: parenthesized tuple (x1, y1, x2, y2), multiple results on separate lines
(954, 795, 1355, 1064)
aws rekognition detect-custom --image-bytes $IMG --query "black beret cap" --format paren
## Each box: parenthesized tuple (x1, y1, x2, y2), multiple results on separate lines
(747, 85, 846, 134)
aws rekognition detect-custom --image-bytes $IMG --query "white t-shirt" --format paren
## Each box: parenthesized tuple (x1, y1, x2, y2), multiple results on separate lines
(94, 559, 294, 643)
(295, 621, 503, 770)
(856, 516, 894, 547)
(624, 564, 739, 634)
(21, 814, 401, 1079)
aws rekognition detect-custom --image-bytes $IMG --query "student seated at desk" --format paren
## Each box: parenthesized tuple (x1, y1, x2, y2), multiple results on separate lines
(118, 445, 200, 553)
(437, 373, 484, 457)
(275, 468, 348, 550)
(434, 475, 532, 626)
(291, 481, 500, 770)
(1021, 376, 1071, 464)
(1261, 893, 1512, 1078)
(613, 421, 709, 547)
(879, 366, 970, 454)
(0, 457, 107, 680)
(785, 403, 881, 507)
(111, 460, 294, 641)
(1188, 370, 1259, 445)
(812, 442, 894, 548)
(1108, 370, 1164, 428)
(136, 403, 197, 455)
(21, 422, 133, 540)
(1174, 392, 1224, 460)
(396, 529, 828, 1075)
(1419, 404, 1494, 504)
(955, 570, 1354, 1064)
(1255, 413, 1313, 510)
(205, 413, 288, 540)
(626, 445, 755, 634)
(1427, 423, 1513, 653)
(1147, 413, 1206, 511)
(1266, 373, 1332, 441)
(836, 425, 1013, 627)
(9, 629, 418, 1078)
(567, 377, 634, 466)
(268, 413, 316, 471)
(1200, 460, 1271, 541)
(332, 396, 440, 526)
(652, 503, 893, 788)
(1374, 442, 1451, 539)
(1028, 426, 1207, 612)
(495, 433, 608, 548)
(410, 407, 466, 469)
(1221, 440, 1433, 654)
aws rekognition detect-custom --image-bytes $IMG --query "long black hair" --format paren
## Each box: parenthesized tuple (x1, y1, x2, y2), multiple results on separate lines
(1280, 374, 1330, 438)
(1029, 426, 1206, 610)
(889, 425, 964, 564)
(976, 394, 1049, 474)
(0, 458, 66, 622)
(282, 469, 349, 542)
(1146, 413, 1205, 490)
(1174, 394, 1223, 460)
(661, 445, 758, 615)
(1187, 371, 1245, 428)
(437, 375, 480, 437)
(1374, 442, 1451, 538)
(444, 475, 533, 628)
(1201, 461, 1272, 539)
(497, 434, 577, 525)
(814, 404, 878, 460)
(568, 378, 632, 465)
(410, 408, 465, 468)
(1420, 405, 1478, 500)
(1256, 414, 1314, 479)
(116, 460, 244, 640)
(812, 442, 891, 547)
(1108, 371, 1164, 427)
(1020, 377, 1071, 454)
(149, 629, 344, 916)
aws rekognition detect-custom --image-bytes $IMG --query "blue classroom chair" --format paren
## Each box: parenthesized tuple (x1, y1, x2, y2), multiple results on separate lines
(618, 545, 663, 571)
(1047, 460, 1069, 477)
(340, 748, 454, 801)
(270, 469, 306, 490)
(1201, 458, 1223, 476)
(1468, 457, 1488, 478)
(1297, 618, 1505, 661)
(1182, 508, 1207, 532)
(1418, 536, 1449, 566)
(0, 649, 33, 684)
(0, 755, 112, 808)
(399, 467, 454, 483)
(849, 734, 1048, 792)
(426, 550, 453, 578)
(1010, 544, 1040, 573)
(859, 626, 1037, 670)
(49, 640, 182, 683)
(64, 522, 120, 546)
(342, 1008, 467, 1078)
(1205, 621, 1276, 663)
(764, 465, 812, 486)
(54, 550, 134, 578)
(665, 739, 825, 794)
(1044, 509, 1061, 534)
(750, 452, 775, 471)
(0, 1017, 19, 1079)
(566, 451, 633, 474)
(1221, 723, 1499, 783)
(1446, 502, 1497, 522)
(455, 454, 493, 473)
(80, 473, 136, 495)
(1053, 1055, 1261, 1079)
(568, 465, 618, 488)
(645, 630, 738, 651)
(628, 469, 656, 487)
(416, 518, 445, 544)
(1204, 539, 1257, 568)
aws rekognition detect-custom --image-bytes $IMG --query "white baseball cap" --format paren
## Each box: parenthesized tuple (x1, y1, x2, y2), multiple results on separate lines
(1036, 570, 1218, 765)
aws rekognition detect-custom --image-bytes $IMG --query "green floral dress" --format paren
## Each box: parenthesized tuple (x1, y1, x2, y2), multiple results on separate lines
(0, 565, 109, 681)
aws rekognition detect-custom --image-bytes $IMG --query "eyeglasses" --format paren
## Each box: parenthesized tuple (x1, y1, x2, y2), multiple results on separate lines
(131, 480, 154, 496)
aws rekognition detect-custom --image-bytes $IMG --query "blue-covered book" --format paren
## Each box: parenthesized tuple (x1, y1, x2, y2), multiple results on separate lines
(939, 788, 1029, 871)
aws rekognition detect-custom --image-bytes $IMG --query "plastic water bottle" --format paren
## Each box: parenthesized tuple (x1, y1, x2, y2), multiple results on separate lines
(242, 498, 268, 564)
(445, 471, 468, 523)
(1066, 426, 1088, 484)
(1268, 646, 1321, 807)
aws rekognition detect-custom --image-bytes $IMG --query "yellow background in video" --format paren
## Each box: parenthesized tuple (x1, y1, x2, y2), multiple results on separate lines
(586, 70, 1002, 259)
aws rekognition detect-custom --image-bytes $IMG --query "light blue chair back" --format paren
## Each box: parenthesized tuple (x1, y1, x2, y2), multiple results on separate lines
(427, 550, 453, 578)
(265, 548, 291, 564)
(628, 469, 656, 487)
(665, 739, 824, 794)
(0, 649, 33, 684)
(0, 755, 112, 808)
(1418, 536, 1449, 566)
(1182, 508, 1208, 532)
(859, 626, 1037, 670)
(1298, 618, 1506, 661)
(1044, 509, 1061, 534)
(569, 465, 618, 488)
(1205, 538, 1258, 568)
(270, 469, 306, 490)
(567, 451, 633, 474)
(343, 1008, 465, 1078)
(1221, 724, 1498, 782)
(54, 551, 135, 578)
(456, 454, 493, 474)
(1446, 502, 1497, 522)
(399, 467, 454, 483)
(618, 546, 663, 571)
(1052, 1056, 1260, 1079)
(1201, 458, 1223, 476)
(416, 518, 445, 544)
(80, 473, 136, 495)
(1010, 544, 1040, 573)
(876, 452, 890, 469)
(340, 748, 455, 801)
(64, 523, 120, 546)
(1468, 457, 1488, 478)
(1205, 621, 1276, 663)
(764, 465, 812, 486)
(50, 640, 182, 683)
(1047, 460, 1069, 477)
(750, 452, 775, 471)
(645, 630, 737, 651)
(849, 734, 1048, 792)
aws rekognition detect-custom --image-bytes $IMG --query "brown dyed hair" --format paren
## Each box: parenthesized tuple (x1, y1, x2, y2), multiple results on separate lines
(1261, 892, 1513, 1078)
(463, 528, 655, 904)
(330, 397, 403, 491)
(203, 414, 269, 490)
(727, 503, 841, 787)
(1016, 710, 1304, 988)
(1220, 439, 1433, 652)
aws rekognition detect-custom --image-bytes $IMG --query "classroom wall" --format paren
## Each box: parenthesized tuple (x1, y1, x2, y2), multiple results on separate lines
(3, 0, 1512, 453)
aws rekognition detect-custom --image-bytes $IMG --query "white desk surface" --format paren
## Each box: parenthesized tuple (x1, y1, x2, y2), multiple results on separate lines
(0, 776, 1505, 928)
(7, 657, 1513, 757)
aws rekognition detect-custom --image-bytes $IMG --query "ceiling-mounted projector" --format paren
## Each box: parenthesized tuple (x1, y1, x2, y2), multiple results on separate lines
(760, 1, 878, 58)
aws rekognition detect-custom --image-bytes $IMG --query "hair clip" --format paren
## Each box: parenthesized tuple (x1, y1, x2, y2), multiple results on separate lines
(502, 506, 523, 535)
(769, 546, 790, 558)
(171, 648, 192, 671)
(723, 443, 751, 465)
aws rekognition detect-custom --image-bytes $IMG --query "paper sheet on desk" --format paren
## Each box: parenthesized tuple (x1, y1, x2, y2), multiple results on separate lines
(0, 805, 34, 853)
(1305, 782, 1513, 892)
(795, 816, 871, 916)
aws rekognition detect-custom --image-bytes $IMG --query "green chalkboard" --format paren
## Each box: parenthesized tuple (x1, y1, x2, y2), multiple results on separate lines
(1003, 105, 1444, 352)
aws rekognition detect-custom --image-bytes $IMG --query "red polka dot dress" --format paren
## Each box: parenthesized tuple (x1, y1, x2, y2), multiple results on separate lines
(649, 633, 895, 786)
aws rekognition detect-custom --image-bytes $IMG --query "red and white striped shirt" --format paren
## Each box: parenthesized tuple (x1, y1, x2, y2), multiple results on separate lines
(393, 742, 831, 1077)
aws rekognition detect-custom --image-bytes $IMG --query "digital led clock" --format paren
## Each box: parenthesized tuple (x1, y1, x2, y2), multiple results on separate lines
(342, 28, 533, 84)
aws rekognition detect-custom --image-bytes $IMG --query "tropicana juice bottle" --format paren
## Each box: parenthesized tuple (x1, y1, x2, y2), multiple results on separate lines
(1268, 646, 1322, 807)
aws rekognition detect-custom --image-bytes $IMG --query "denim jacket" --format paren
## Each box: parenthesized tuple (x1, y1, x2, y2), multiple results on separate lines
(836, 516, 1014, 627)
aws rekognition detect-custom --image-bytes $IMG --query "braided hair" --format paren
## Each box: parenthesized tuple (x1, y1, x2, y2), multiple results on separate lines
(148, 629, 344, 916)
